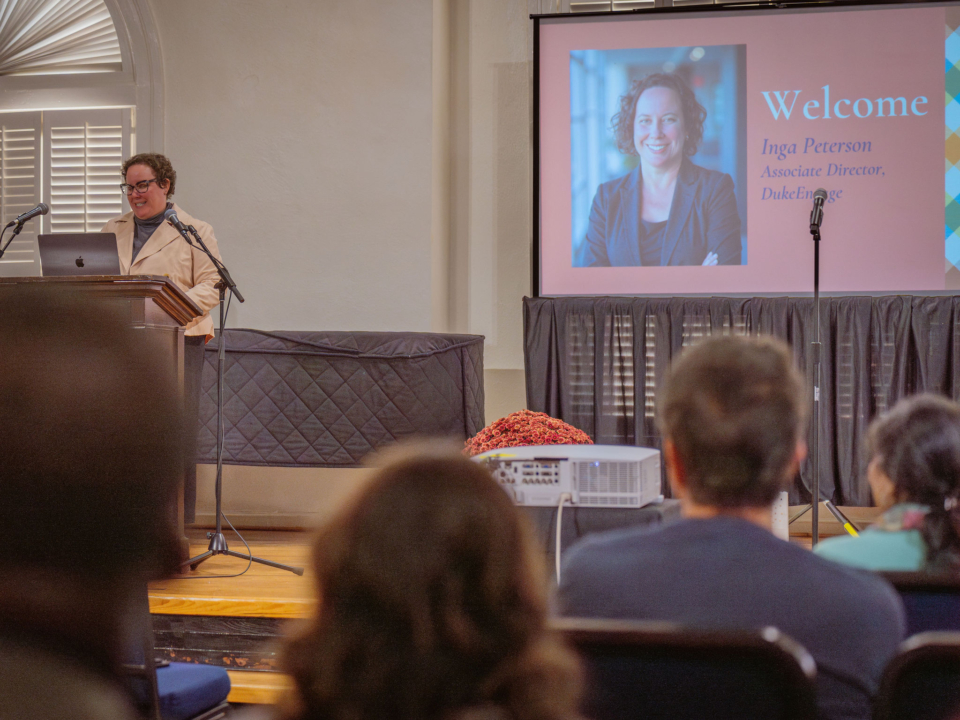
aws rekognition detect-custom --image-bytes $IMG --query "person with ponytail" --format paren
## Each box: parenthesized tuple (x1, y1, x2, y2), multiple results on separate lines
(815, 394, 960, 573)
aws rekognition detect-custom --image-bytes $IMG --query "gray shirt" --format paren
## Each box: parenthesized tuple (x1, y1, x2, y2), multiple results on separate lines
(131, 203, 172, 261)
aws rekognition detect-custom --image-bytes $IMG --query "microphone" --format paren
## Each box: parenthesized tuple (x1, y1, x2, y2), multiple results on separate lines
(0, 201, 49, 259)
(166, 209, 245, 303)
(165, 210, 193, 242)
(810, 188, 827, 231)
(13, 202, 49, 226)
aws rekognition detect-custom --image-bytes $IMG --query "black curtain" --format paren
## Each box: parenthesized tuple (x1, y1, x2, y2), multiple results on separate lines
(524, 295, 960, 506)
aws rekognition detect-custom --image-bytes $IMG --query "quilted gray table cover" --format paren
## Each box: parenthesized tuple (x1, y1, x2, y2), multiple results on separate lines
(196, 329, 485, 467)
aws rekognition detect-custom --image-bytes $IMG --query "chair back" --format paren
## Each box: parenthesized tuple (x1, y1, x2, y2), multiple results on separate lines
(881, 572, 960, 635)
(555, 618, 817, 720)
(123, 585, 230, 720)
(874, 632, 960, 720)
(122, 586, 163, 720)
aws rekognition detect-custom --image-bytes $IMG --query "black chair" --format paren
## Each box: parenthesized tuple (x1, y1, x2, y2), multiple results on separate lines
(124, 587, 231, 720)
(555, 618, 817, 720)
(874, 632, 960, 720)
(880, 572, 960, 635)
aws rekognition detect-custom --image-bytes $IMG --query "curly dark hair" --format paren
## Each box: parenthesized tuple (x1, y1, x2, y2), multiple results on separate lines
(868, 394, 960, 572)
(121, 152, 176, 197)
(279, 447, 582, 720)
(611, 72, 707, 158)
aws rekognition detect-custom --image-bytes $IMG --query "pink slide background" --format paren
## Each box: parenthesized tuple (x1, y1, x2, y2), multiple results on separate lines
(539, 6, 945, 295)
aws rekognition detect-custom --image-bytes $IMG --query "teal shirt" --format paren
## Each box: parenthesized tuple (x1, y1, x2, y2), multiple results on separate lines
(814, 515, 927, 572)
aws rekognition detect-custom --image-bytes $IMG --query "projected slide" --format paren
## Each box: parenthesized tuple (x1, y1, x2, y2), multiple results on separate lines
(538, 4, 954, 295)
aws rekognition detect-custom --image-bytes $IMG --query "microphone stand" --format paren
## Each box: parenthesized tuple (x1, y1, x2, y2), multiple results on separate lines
(0, 220, 25, 262)
(809, 198, 824, 546)
(174, 223, 302, 576)
(788, 195, 864, 544)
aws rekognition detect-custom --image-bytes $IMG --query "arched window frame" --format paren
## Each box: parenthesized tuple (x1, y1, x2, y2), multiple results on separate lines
(0, 0, 162, 152)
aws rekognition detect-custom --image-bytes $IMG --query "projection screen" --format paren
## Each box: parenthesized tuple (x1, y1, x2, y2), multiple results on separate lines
(535, 1, 960, 296)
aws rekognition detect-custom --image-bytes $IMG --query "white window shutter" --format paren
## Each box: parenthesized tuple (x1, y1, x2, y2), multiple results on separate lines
(43, 107, 130, 233)
(0, 111, 42, 277)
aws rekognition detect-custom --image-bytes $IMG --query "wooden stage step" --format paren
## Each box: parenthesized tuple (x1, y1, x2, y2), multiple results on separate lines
(226, 669, 293, 705)
(148, 529, 312, 703)
(149, 529, 316, 618)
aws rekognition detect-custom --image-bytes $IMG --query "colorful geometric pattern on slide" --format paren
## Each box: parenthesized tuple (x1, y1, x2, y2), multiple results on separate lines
(946, 9, 960, 288)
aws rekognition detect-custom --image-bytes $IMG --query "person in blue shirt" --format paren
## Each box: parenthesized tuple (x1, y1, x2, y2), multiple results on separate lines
(815, 394, 960, 573)
(558, 335, 904, 720)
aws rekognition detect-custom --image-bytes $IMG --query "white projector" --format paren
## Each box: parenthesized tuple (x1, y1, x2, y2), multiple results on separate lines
(472, 444, 662, 508)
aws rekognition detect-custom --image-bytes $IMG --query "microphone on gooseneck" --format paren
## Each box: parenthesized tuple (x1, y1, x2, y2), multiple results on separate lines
(165, 209, 191, 239)
(810, 188, 827, 231)
(0, 202, 49, 261)
(12, 202, 49, 226)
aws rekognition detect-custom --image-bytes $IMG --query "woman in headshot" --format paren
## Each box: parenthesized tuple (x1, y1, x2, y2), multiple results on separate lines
(102, 152, 224, 523)
(577, 72, 742, 268)
(815, 394, 960, 573)
(276, 448, 582, 720)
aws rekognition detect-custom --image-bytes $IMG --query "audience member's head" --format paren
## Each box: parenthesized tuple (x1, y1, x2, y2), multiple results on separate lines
(280, 445, 582, 720)
(659, 334, 806, 510)
(0, 286, 183, 660)
(866, 393, 960, 571)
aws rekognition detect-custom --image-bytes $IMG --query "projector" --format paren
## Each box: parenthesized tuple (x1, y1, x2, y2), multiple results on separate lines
(472, 444, 662, 508)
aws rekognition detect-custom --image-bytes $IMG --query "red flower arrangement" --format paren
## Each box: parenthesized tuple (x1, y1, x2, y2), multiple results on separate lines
(464, 409, 593, 456)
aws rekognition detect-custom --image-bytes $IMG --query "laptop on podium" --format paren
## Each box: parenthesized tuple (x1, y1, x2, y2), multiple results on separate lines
(37, 233, 121, 276)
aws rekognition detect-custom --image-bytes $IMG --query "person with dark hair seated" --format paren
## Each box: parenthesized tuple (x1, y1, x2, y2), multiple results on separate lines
(272, 446, 583, 720)
(0, 287, 183, 719)
(815, 394, 960, 573)
(558, 335, 905, 720)
(577, 72, 742, 267)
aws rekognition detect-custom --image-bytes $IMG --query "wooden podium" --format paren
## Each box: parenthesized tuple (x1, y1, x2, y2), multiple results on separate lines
(0, 275, 202, 565)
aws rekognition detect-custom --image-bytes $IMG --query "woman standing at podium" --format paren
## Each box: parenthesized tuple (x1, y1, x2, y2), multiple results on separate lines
(102, 153, 224, 523)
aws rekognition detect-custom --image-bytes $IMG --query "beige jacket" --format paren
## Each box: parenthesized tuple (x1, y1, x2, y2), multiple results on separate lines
(102, 203, 223, 339)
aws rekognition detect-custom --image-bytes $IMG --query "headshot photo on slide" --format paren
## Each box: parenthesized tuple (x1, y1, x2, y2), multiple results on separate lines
(571, 45, 747, 268)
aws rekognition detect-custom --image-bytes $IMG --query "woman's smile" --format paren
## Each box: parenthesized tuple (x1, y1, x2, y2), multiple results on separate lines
(634, 86, 686, 170)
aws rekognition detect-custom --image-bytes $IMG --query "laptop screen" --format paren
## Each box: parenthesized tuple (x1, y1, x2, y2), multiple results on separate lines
(37, 233, 121, 277)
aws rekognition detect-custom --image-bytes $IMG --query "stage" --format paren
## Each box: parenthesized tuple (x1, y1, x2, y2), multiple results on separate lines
(149, 506, 880, 705)
(149, 528, 313, 704)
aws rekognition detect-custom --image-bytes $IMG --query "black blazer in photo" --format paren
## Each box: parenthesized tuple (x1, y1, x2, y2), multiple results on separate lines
(577, 158, 742, 267)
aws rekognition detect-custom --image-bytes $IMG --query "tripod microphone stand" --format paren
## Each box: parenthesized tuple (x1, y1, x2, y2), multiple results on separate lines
(810, 189, 824, 546)
(172, 218, 302, 576)
(786, 189, 862, 546)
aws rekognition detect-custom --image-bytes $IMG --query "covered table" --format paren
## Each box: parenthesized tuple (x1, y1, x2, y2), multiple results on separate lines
(196, 329, 485, 467)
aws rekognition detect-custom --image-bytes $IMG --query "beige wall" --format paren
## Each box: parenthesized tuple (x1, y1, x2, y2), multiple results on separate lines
(149, 0, 536, 525)
(151, 0, 436, 334)
(447, 0, 533, 423)
(449, 0, 533, 371)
